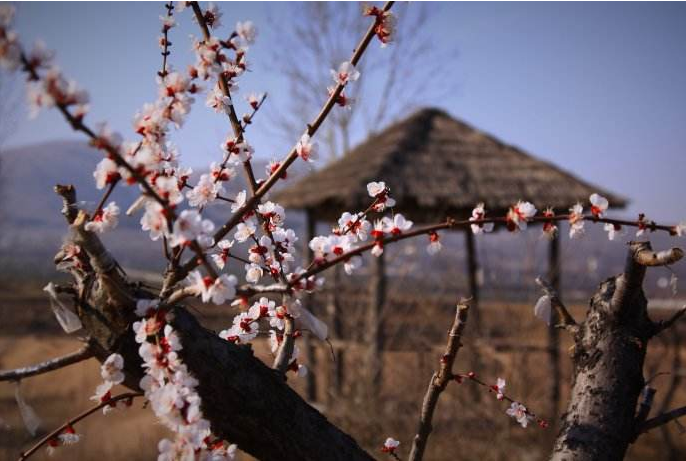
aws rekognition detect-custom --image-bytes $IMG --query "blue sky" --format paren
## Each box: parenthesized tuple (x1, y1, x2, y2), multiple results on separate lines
(4, 1, 686, 221)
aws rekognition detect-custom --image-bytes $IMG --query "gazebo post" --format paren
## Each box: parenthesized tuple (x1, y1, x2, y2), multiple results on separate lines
(365, 252, 386, 398)
(464, 228, 481, 331)
(547, 231, 561, 417)
(302, 208, 318, 402)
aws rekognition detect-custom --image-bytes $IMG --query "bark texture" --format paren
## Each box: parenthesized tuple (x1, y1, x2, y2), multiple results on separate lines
(54, 187, 374, 461)
(550, 241, 678, 461)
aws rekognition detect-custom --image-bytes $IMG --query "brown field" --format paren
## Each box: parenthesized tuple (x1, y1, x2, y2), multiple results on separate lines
(1, 281, 685, 461)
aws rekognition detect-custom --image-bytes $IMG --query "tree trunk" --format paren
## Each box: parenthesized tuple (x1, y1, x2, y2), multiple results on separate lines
(550, 242, 663, 461)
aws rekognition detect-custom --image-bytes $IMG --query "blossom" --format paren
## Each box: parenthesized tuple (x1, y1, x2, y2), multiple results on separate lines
(675, 222, 686, 237)
(203, 2, 222, 28)
(338, 212, 370, 241)
(382, 437, 400, 454)
(210, 162, 235, 182)
(186, 271, 236, 305)
(541, 208, 558, 239)
(568, 203, 585, 239)
(296, 133, 318, 162)
(492, 377, 506, 400)
(427, 231, 442, 255)
(470, 203, 494, 234)
(101, 353, 125, 384)
(365, 6, 396, 46)
(257, 201, 286, 228)
(140, 201, 169, 241)
(186, 174, 224, 207)
(245, 263, 263, 283)
(589, 193, 608, 218)
(604, 223, 623, 241)
(382, 214, 413, 235)
(168, 209, 215, 248)
(85, 202, 120, 234)
(209, 274, 237, 304)
(343, 255, 363, 275)
(506, 201, 537, 232)
(206, 86, 231, 113)
(506, 402, 533, 428)
(234, 220, 256, 243)
(57, 425, 80, 446)
(160, 14, 176, 31)
(231, 190, 247, 213)
(211, 239, 234, 269)
(367, 181, 396, 211)
(236, 20, 257, 45)
(331, 61, 360, 85)
(367, 181, 387, 198)
(93, 158, 120, 189)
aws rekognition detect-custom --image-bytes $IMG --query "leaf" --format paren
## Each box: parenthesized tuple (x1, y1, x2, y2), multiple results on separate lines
(534, 295, 552, 326)
(43, 282, 82, 333)
(14, 382, 41, 436)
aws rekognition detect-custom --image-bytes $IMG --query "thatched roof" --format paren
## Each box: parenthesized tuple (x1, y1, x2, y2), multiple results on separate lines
(274, 108, 626, 222)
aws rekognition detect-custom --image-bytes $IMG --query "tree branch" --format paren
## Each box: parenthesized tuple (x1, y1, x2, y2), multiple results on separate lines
(0, 345, 93, 382)
(408, 300, 470, 461)
(18, 392, 142, 461)
(639, 405, 686, 435)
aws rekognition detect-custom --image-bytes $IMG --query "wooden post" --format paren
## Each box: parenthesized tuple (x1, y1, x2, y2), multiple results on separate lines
(548, 232, 561, 418)
(365, 251, 386, 397)
(465, 229, 480, 331)
(303, 209, 318, 402)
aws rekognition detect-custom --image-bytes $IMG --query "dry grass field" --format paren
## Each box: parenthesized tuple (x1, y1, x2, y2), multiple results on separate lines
(1, 281, 685, 460)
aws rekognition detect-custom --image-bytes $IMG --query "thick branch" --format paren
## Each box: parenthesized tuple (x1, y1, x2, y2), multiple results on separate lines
(0, 345, 93, 382)
(408, 301, 470, 461)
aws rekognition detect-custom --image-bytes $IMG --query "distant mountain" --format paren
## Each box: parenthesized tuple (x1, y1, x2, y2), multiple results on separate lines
(0, 139, 308, 276)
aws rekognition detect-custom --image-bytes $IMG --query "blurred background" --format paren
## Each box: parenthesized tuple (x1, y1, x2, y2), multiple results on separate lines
(1, 2, 685, 460)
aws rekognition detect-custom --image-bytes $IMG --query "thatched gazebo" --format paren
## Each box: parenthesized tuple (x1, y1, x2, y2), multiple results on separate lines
(274, 107, 626, 405)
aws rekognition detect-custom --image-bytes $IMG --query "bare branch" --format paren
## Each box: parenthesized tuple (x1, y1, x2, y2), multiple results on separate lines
(18, 392, 142, 461)
(408, 300, 470, 461)
(652, 305, 686, 336)
(640, 405, 686, 435)
(631, 386, 656, 442)
(0, 345, 93, 382)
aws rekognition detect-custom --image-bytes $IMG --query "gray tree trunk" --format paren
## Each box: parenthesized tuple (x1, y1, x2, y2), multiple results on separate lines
(550, 241, 670, 461)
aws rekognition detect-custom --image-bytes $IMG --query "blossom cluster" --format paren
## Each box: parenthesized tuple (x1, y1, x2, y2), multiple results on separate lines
(133, 299, 236, 460)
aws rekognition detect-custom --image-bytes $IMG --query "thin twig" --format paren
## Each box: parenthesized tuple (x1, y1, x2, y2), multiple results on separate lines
(640, 405, 686, 434)
(171, 1, 396, 287)
(18, 392, 143, 461)
(0, 345, 93, 382)
(408, 300, 470, 461)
